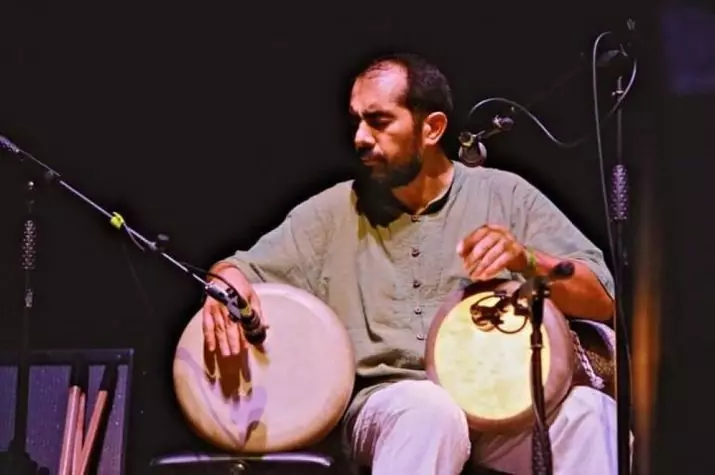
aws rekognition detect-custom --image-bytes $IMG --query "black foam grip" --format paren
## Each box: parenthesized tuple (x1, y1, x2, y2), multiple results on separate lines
(610, 164, 629, 221)
(21, 219, 37, 271)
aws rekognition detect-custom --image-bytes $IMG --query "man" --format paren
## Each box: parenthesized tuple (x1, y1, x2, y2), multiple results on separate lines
(202, 53, 618, 474)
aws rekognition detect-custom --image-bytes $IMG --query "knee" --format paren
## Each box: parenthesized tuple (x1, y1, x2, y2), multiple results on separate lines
(385, 380, 470, 439)
(352, 380, 472, 472)
(553, 386, 618, 439)
(562, 386, 614, 417)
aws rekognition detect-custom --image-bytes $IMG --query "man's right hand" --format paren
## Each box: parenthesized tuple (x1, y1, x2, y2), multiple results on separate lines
(201, 265, 264, 357)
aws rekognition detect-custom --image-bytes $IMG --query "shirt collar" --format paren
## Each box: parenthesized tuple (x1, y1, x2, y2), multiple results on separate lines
(353, 161, 464, 227)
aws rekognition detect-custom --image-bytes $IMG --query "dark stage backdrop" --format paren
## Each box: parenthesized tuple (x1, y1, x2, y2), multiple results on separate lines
(0, 0, 686, 473)
(648, 0, 715, 474)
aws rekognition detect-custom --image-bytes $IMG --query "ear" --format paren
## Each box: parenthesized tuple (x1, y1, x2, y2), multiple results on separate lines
(421, 111, 448, 146)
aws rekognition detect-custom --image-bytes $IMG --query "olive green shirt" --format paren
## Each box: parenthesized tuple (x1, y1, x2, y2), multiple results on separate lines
(222, 162, 613, 419)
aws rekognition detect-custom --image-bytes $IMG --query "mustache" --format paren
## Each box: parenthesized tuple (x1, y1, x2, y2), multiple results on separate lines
(356, 148, 384, 162)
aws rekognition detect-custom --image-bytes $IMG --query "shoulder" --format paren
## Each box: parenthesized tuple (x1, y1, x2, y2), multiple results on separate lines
(298, 179, 354, 211)
(288, 179, 355, 225)
(456, 162, 540, 199)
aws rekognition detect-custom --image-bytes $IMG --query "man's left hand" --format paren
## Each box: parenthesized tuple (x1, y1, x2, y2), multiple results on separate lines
(457, 224, 527, 281)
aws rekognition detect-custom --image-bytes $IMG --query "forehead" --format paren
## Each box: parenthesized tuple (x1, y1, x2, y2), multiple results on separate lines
(350, 64, 407, 113)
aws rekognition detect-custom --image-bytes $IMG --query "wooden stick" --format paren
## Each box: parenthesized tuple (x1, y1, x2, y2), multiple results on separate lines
(72, 390, 86, 475)
(76, 389, 108, 475)
(57, 385, 81, 475)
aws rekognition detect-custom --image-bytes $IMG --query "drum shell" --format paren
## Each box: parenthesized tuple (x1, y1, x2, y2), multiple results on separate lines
(172, 282, 356, 453)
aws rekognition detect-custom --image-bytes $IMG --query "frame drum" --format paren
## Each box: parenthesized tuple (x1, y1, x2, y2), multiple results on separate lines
(425, 279, 574, 434)
(173, 283, 355, 453)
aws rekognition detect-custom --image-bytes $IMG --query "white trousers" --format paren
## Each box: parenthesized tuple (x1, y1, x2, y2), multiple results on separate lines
(347, 380, 623, 475)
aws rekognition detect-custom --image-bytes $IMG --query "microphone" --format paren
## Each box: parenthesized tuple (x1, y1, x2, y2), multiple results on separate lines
(458, 115, 514, 167)
(458, 132, 487, 166)
(205, 281, 267, 345)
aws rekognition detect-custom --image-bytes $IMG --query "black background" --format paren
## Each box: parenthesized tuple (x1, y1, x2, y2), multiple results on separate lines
(0, 0, 712, 473)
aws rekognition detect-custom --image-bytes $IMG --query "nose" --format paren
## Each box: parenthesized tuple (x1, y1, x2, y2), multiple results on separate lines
(354, 121, 375, 149)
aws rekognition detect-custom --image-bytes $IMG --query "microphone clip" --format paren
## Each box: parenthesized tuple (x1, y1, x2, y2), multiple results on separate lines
(470, 289, 510, 328)
(459, 114, 515, 147)
(204, 281, 242, 323)
(204, 280, 267, 345)
(512, 261, 575, 320)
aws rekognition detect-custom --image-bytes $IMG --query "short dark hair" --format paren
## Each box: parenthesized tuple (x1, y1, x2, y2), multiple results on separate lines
(357, 52, 454, 120)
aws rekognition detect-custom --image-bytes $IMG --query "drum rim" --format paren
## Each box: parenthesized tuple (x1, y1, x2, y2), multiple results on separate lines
(424, 278, 575, 434)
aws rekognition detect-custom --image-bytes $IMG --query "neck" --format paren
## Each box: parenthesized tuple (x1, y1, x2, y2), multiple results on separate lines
(391, 152, 454, 214)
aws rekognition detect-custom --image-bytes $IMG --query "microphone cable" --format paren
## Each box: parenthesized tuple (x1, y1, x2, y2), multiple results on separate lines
(462, 27, 636, 371)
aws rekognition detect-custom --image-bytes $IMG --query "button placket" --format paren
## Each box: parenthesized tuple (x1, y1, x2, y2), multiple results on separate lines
(409, 217, 426, 340)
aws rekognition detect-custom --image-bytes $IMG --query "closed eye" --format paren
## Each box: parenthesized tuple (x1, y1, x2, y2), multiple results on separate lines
(354, 112, 392, 130)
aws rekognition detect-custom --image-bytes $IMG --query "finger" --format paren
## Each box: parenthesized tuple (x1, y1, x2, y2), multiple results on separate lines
(472, 239, 506, 277)
(476, 253, 514, 281)
(202, 306, 217, 352)
(484, 223, 509, 234)
(225, 317, 241, 355)
(213, 310, 231, 357)
(464, 233, 500, 273)
(457, 226, 490, 257)
(457, 224, 511, 256)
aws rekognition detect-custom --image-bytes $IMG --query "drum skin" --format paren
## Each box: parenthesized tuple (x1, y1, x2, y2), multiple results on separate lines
(173, 283, 355, 453)
(425, 279, 574, 434)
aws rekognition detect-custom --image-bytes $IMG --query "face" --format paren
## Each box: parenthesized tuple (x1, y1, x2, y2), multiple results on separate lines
(349, 64, 423, 188)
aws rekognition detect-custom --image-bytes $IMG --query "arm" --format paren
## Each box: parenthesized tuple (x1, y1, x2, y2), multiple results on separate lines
(512, 177, 615, 321)
(201, 187, 338, 356)
(209, 191, 335, 296)
(516, 248, 614, 321)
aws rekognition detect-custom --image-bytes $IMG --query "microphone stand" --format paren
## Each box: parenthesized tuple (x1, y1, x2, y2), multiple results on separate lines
(0, 182, 42, 475)
(0, 138, 245, 354)
(512, 262, 574, 475)
(527, 275, 553, 475)
(611, 74, 632, 475)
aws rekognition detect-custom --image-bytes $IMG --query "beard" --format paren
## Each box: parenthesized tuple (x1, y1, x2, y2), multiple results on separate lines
(360, 155, 421, 188)
(351, 136, 425, 226)
(351, 151, 422, 227)
(355, 142, 423, 189)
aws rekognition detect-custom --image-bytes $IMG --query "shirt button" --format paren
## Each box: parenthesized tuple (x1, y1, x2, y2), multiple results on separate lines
(412, 279, 422, 288)
(411, 248, 420, 257)
(414, 306, 423, 315)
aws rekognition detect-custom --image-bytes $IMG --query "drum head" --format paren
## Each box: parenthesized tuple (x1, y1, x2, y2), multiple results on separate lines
(173, 283, 355, 453)
(425, 279, 574, 434)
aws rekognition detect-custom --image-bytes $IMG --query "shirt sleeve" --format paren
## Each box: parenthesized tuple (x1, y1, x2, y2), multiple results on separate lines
(217, 192, 335, 296)
(509, 174, 615, 300)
